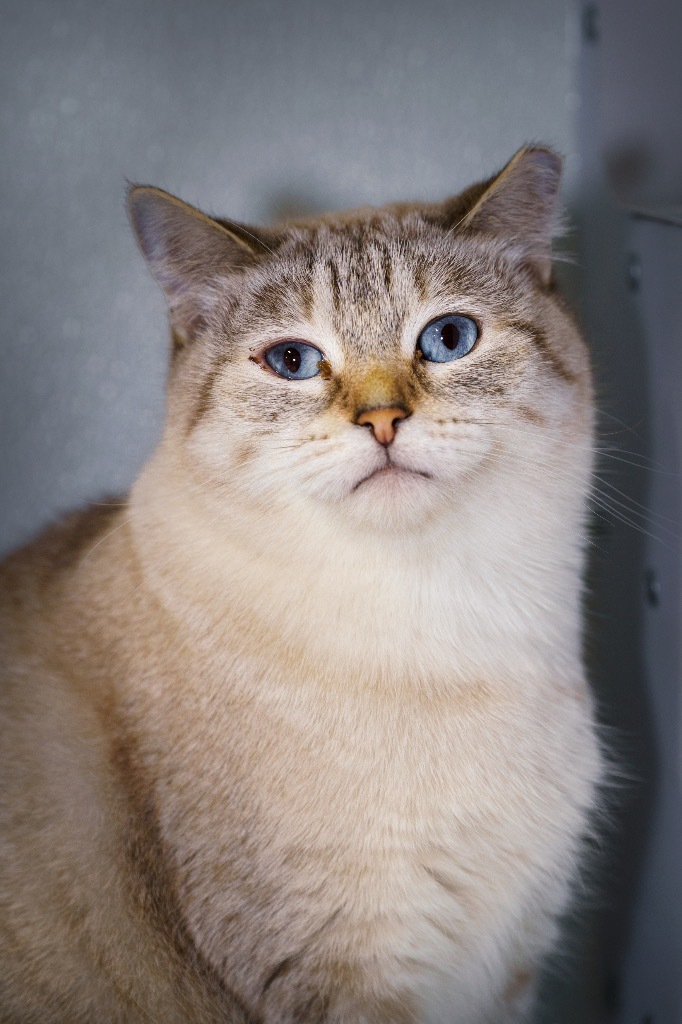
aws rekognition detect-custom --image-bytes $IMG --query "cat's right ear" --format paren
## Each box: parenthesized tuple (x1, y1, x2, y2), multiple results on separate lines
(128, 186, 264, 345)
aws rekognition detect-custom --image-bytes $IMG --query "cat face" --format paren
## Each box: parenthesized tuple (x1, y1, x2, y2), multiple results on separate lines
(130, 149, 592, 535)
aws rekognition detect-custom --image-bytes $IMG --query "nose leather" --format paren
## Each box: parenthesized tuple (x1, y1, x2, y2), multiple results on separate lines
(356, 407, 408, 446)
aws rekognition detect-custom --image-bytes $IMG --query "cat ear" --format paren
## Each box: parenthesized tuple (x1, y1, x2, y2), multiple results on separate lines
(448, 146, 563, 286)
(128, 185, 266, 344)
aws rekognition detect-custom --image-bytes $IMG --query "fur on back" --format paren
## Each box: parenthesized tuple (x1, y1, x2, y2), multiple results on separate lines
(0, 147, 602, 1023)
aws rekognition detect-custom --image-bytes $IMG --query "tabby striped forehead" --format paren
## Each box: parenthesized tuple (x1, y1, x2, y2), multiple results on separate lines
(230, 216, 534, 361)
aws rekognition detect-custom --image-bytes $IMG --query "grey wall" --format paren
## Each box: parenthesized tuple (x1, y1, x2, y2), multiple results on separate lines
(576, 3, 682, 1022)
(618, 211, 682, 1024)
(596, 1, 682, 207)
(0, 0, 580, 555)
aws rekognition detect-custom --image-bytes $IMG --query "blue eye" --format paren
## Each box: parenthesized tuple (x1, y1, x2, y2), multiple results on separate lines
(264, 342, 325, 380)
(417, 315, 478, 363)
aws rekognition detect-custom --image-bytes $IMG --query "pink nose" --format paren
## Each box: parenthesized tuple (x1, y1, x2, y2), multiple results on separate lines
(356, 406, 408, 446)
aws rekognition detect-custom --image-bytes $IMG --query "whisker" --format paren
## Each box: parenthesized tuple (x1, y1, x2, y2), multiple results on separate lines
(475, 449, 597, 550)
(471, 418, 675, 477)
(123, 505, 228, 602)
(593, 480, 680, 536)
(597, 408, 647, 442)
(472, 434, 676, 548)
(78, 478, 216, 566)
(79, 515, 135, 568)
(596, 451, 671, 474)
(588, 494, 677, 550)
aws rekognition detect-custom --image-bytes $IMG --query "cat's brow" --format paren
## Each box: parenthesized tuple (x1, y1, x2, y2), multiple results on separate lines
(325, 257, 342, 315)
(380, 242, 393, 292)
(501, 318, 577, 384)
(412, 259, 430, 302)
(186, 357, 221, 437)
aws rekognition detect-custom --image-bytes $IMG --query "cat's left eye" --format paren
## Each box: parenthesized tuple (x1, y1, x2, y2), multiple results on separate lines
(417, 315, 479, 363)
(263, 342, 325, 380)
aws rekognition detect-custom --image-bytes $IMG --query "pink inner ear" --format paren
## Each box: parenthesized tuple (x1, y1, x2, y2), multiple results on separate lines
(129, 186, 259, 301)
(523, 148, 563, 200)
(463, 147, 562, 233)
(455, 146, 563, 286)
(129, 185, 265, 344)
(128, 194, 167, 267)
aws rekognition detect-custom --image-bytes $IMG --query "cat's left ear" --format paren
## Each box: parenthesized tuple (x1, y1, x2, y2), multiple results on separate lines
(450, 146, 563, 286)
(128, 185, 266, 344)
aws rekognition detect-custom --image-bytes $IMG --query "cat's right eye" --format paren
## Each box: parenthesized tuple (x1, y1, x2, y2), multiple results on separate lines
(263, 342, 325, 380)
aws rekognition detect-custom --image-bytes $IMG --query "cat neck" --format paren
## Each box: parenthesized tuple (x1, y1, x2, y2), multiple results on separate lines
(127, 440, 587, 694)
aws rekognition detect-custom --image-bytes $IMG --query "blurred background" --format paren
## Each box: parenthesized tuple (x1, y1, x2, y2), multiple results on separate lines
(0, 0, 680, 1020)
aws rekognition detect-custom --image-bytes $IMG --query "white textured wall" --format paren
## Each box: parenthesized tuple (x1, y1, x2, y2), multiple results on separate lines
(0, 0, 579, 554)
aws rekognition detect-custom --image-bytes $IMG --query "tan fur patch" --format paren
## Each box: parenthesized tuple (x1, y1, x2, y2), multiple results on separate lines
(0, 148, 601, 1022)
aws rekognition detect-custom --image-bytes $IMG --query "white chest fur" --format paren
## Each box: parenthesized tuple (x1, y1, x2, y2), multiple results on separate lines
(127, 452, 600, 1021)
(138, 618, 597, 1022)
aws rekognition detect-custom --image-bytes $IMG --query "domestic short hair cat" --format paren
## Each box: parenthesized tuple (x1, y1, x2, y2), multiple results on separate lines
(0, 147, 602, 1023)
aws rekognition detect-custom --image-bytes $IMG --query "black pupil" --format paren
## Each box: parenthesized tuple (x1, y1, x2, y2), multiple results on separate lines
(441, 322, 459, 350)
(283, 347, 301, 373)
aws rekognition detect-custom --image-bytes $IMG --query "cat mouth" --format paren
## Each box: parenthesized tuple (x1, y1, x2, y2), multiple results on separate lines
(352, 464, 432, 492)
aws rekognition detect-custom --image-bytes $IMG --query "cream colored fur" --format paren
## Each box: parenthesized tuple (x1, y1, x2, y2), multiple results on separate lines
(0, 147, 602, 1023)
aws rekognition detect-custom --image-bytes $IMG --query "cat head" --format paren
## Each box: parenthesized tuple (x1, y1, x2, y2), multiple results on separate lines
(129, 147, 592, 539)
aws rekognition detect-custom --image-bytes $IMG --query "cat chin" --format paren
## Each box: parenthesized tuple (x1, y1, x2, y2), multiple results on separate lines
(340, 467, 443, 530)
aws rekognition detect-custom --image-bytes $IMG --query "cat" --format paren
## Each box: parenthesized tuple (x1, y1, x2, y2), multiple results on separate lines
(0, 146, 603, 1023)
